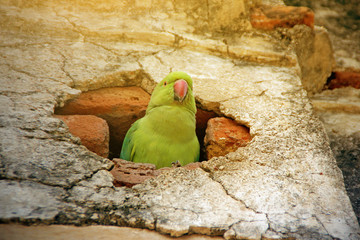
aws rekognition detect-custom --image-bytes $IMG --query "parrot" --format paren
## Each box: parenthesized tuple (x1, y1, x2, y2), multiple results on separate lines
(120, 71, 200, 169)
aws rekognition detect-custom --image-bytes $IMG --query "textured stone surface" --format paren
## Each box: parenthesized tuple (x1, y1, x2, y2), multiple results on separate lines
(312, 87, 360, 224)
(204, 117, 251, 159)
(54, 115, 110, 158)
(312, 87, 360, 114)
(284, 0, 360, 70)
(291, 25, 335, 94)
(0, 0, 359, 239)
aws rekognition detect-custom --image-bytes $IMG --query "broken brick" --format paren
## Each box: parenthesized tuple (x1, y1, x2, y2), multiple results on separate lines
(250, 5, 314, 30)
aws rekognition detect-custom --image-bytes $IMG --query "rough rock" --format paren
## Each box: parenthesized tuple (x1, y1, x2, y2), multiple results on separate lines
(55, 87, 150, 157)
(291, 25, 335, 94)
(311, 87, 360, 114)
(0, 180, 68, 222)
(0, 0, 359, 239)
(204, 117, 251, 160)
(54, 115, 110, 158)
(311, 87, 360, 223)
(284, 0, 360, 70)
(250, 5, 314, 30)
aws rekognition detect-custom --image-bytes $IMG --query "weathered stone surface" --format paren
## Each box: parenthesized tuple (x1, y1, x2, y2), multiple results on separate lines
(285, 0, 360, 71)
(0, 180, 67, 222)
(0, 0, 359, 239)
(251, 5, 314, 30)
(55, 87, 150, 157)
(54, 115, 110, 158)
(311, 86, 360, 224)
(291, 25, 335, 94)
(0, 118, 113, 187)
(204, 117, 251, 160)
(311, 87, 360, 114)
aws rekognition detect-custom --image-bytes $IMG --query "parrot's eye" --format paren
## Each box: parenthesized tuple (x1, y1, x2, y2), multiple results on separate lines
(163, 81, 167, 86)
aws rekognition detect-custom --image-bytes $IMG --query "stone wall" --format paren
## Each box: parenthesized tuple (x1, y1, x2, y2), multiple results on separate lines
(0, 0, 359, 239)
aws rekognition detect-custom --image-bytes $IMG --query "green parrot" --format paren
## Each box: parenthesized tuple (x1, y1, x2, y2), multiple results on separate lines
(120, 71, 200, 169)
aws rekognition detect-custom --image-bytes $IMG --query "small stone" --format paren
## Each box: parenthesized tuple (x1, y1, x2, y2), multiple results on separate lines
(250, 5, 314, 30)
(110, 159, 160, 187)
(110, 159, 202, 187)
(183, 162, 202, 170)
(204, 117, 251, 159)
(328, 71, 360, 89)
(54, 115, 110, 158)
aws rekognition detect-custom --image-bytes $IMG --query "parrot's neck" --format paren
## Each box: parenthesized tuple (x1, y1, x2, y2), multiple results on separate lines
(145, 105, 196, 142)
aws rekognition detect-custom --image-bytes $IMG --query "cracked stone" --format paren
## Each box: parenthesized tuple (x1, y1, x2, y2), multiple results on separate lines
(1, 0, 359, 239)
(0, 180, 67, 221)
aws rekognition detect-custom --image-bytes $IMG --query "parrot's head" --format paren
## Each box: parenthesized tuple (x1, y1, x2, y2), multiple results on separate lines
(147, 71, 196, 114)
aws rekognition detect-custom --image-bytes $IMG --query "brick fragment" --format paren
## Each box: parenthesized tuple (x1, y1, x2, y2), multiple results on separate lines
(204, 117, 251, 159)
(251, 5, 314, 30)
(328, 71, 360, 89)
(54, 115, 110, 158)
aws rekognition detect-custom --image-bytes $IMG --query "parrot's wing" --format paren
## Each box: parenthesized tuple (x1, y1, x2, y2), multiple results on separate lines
(120, 120, 140, 161)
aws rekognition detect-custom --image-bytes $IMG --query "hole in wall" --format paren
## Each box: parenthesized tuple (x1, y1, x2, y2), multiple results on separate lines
(55, 86, 252, 187)
(54, 86, 223, 162)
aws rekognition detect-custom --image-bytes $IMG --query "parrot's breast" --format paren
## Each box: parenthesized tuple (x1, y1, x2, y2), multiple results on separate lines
(131, 105, 199, 168)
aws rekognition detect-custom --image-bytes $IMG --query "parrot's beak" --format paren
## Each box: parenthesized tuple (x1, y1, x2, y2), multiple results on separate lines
(174, 79, 188, 102)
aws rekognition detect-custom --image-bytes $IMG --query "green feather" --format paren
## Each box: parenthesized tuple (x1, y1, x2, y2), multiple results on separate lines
(120, 71, 200, 169)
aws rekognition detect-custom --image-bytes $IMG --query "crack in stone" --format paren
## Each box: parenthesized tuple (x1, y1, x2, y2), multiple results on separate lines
(63, 167, 114, 192)
(3, 62, 38, 79)
(313, 214, 334, 239)
(0, 41, 54, 48)
(56, 50, 76, 88)
(53, 8, 86, 41)
(2, 57, 71, 93)
(206, 169, 267, 218)
(86, 41, 124, 57)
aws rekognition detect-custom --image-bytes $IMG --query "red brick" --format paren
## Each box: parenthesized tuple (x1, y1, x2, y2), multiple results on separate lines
(328, 71, 360, 89)
(54, 115, 110, 158)
(250, 5, 314, 30)
(110, 159, 160, 187)
(55, 87, 150, 158)
(204, 117, 251, 159)
(110, 159, 201, 187)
